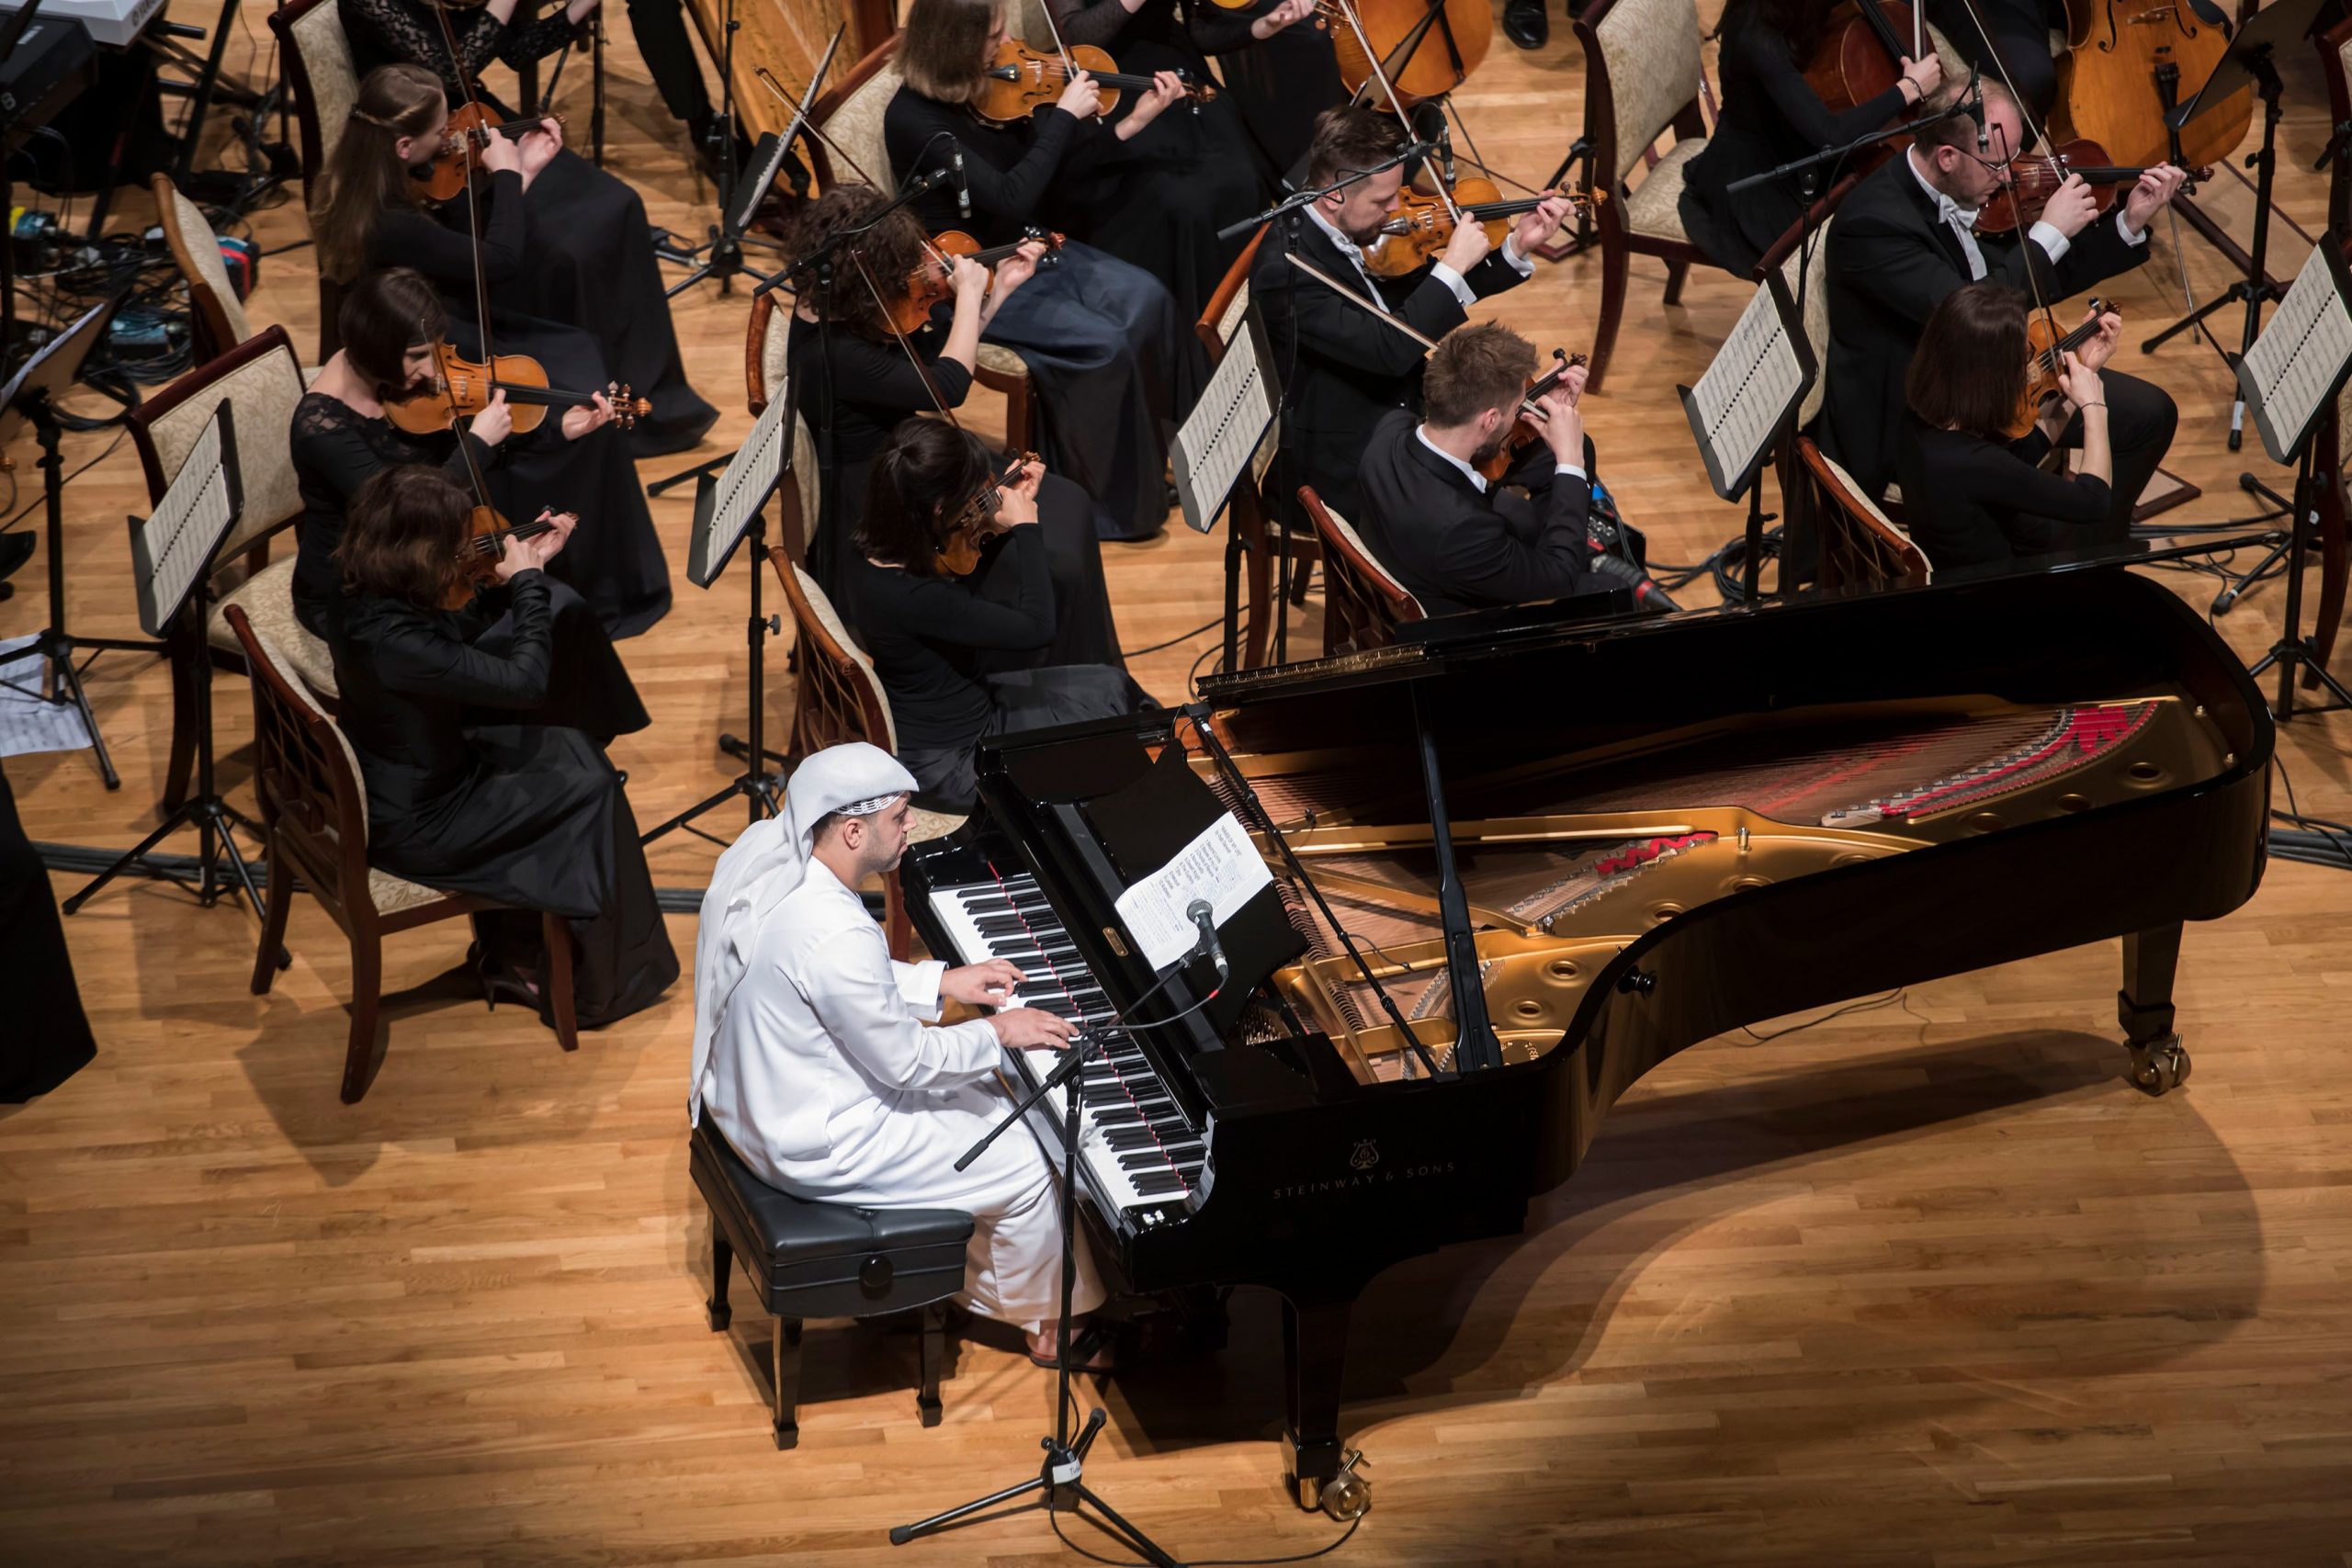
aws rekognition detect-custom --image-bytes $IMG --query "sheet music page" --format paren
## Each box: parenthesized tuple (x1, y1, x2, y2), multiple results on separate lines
(1113, 814, 1274, 969)
(690, 383, 790, 587)
(2240, 243, 2352, 463)
(0, 635, 94, 759)
(1687, 279, 1807, 496)
(1171, 318, 1274, 536)
(136, 416, 233, 637)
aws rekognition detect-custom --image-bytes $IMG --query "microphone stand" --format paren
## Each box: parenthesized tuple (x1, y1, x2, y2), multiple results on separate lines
(1216, 137, 1435, 242)
(749, 170, 948, 299)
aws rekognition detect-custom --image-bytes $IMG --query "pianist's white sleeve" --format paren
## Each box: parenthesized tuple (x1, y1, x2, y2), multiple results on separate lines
(808, 929, 1001, 1093)
(895, 958, 948, 1021)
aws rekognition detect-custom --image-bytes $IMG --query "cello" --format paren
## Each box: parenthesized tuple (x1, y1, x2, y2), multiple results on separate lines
(2050, 0, 2249, 174)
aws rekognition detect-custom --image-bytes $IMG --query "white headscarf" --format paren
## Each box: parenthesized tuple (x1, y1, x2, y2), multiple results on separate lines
(689, 741, 917, 1122)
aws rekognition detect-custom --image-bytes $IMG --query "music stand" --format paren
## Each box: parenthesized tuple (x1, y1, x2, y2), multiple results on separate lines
(639, 371, 797, 846)
(1171, 304, 1282, 676)
(1677, 268, 1815, 604)
(61, 401, 275, 937)
(2140, 0, 2331, 452)
(0, 291, 161, 789)
(663, 23, 839, 301)
(2231, 233, 2352, 722)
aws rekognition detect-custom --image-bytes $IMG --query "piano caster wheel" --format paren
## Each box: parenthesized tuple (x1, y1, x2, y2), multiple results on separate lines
(2126, 1033, 2191, 1097)
(1317, 1450, 1372, 1521)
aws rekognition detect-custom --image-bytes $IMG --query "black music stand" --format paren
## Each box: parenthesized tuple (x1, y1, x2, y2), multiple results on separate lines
(0, 293, 161, 790)
(1677, 267, 1815, 604)
(61, 402, 277, 945)
(2140, 0, 2330, 452)
(1170, 305, 1282, 675)
(640, 372, 797, 846)
(664, 21, 839, 300)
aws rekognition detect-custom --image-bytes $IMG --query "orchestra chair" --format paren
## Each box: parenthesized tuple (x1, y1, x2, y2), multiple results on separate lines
(801, 34, 1039, 455)
(744, 297, 876, 574)
(771, 553, 967, 961)
(126, 327, 333, 813)
(268, 0, 357, 362)
(1296, 486, 1423, 655)
(225, 602, 579, 1104)
(1794, 437, 1931, 592)
(152, 175, 261, 367)
(1196, 227, 1317, 667)
(1575, 0, 1713, 392)
(691, 1116, 970, 1449)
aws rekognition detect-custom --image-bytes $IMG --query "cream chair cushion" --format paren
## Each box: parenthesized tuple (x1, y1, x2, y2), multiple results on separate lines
(789, 412, 822, 563)
(1321, 499, 1424, 618)
(212, 558, 340, 698)
(288, 0, 360, 178)
(823, 60, 902, 195)
(792, 559, 898, 750)
(142, 343, 309, 565)
(1776, 231, 1832, 427)
(1621, 137, 1707, 243)
(1595, 0, 1704, 183)
(975, 342, 1029, 376)
(158, 179, 251, 344)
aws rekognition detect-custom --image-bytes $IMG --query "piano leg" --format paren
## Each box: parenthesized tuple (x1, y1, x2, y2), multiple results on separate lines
(2120, 923, 2191, 1097)
(1281, 1296, 1354, 1512)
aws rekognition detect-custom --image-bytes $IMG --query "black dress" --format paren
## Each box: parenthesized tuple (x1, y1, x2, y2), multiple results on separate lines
(1041, 0, 1272, 328)
(1213, 4, 1346, 175)
(1926, 0, 2063, 120)
(289, 391, 651, 741)
(327, 570, 678, 1028)
(1894, 418, 2112, 571)
(364, 177, 673, 637)
(784, 313, 1122, 669)
(847, 527, 1145, 810)
(1678, 6, 1913, 276)
(342, 0, 719, 457)
(0, 758, 96, 1100)
(885, 88, 1203, 541)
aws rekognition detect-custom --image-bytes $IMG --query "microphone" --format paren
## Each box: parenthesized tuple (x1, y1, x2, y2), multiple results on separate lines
(1969, 73, 1988, 152)
(1186, 898, 1228, 983)
(1584, 547, 1680, 613)
(952, 143, 969, 220)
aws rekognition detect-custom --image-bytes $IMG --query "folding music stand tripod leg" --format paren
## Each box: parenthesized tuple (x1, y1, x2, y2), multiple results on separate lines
(2246, 439, 2352, 721)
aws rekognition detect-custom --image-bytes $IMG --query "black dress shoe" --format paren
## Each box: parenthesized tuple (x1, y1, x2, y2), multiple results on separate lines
(0, 528, 33, 584)
(1503, 0, 1549, 49)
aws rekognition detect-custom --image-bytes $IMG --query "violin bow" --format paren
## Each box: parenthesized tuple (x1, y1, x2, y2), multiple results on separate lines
(1331, 0, 1464, 228)
(845, 246, 1019, 534)
(427, 2, 514, 514)
(1032, 0, 1080, 96)
(1283, 251, 1442, 350)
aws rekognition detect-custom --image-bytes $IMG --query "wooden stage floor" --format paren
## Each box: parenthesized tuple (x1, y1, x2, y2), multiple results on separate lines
(4, 7, 2352, 1563)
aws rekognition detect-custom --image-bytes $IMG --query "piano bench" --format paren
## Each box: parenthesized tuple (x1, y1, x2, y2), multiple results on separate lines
(689, 1121, 975, 1449)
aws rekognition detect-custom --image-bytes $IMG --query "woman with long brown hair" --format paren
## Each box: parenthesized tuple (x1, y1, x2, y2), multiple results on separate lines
(326, 464, 676, 1029)
(311, 60, 714, 457)
(884, 0, 1205, 541)
(1894, 282, 2115, 570)
(781, 186, 1122, 670)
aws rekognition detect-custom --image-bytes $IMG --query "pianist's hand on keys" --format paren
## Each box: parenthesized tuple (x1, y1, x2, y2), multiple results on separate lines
(942, 959, 1025, 1009)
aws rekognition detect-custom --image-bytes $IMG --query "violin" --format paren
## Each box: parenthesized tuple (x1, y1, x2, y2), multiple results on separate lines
(446, 506, 574, 608)
(883, 228, 1065, 335)
(971, 38, 1216, 124)
(385, 346, 649, 437)
(1364, 179, 1600, 277)
(2004, 297, 2114, 442)
(1973, 139, 2144, 236)
(1475, 347, 1589, 482)
(930, 450, 1042, 577)
(411, 101, 568, 203)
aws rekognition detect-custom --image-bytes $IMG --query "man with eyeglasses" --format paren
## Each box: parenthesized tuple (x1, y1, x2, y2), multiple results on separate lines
(1819, 80, 2187, 548)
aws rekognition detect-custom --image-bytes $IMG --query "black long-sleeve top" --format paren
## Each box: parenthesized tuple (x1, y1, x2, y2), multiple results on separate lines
(1678, 6, 1913, 276)
(343, 0, 576, 105)
(1893, 418, 2111, 571)
(1043, 0, 1256, 56)
(328, 570, 554, 808)
(883, 90, 1086, 243)
(846, 525, 1055, 754)
(787, 312, 974, 470)
(288, 391, 498, 635)
(364, 169, 529, 294)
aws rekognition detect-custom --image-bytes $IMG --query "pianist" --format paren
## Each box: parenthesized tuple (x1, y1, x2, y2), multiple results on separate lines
(691, 742, 1112, 1368)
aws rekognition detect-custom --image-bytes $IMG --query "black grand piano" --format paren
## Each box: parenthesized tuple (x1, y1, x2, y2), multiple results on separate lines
(899, 566, 2272, 1517)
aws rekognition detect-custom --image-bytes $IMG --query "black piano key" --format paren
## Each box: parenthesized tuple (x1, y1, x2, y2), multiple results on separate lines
(1129, 1172, 1189, 1195)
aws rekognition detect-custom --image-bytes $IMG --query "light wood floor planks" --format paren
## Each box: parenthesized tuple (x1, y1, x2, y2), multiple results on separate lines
(5, 6, 2352, 1564)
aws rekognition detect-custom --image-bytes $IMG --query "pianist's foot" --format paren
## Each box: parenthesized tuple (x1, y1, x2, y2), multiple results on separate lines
(1028, 1316, 1115, 1372)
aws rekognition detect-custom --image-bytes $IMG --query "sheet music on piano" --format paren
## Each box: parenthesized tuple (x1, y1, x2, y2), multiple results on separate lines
(2235, 236, 2352, 468)
(688, 367, 792, 588)
(1678, 269, 1815, 502)
(126, 400, 242, 640)
(1172, 307, 1281, 536)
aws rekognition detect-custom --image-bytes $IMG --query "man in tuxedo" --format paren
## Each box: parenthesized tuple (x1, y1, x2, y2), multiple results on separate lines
(1822, 80, 2186, 533)
(1253, 107, 1575, 531)
(1353, 322, 1597, 617)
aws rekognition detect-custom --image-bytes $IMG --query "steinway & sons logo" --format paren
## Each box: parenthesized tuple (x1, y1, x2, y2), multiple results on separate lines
(1272, 1137, 1455, 1200)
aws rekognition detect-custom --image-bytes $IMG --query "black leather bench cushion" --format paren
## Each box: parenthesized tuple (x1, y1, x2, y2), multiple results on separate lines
(691, 1119, 974, 1321)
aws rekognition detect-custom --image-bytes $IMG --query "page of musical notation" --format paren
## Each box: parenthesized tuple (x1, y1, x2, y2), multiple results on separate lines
(1171, 320, 1274, 536)
(690, 383, 790, 588)
(2239, 244, 2352, 466)
(1687, 280, 1807, 499)
(133, 418, 234, 637)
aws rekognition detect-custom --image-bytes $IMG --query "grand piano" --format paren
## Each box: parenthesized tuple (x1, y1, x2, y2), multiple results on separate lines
(900, 566, 2273, 1517)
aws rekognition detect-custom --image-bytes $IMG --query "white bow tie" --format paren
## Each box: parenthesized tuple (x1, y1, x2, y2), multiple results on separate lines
(1932, 189, 1981, 230)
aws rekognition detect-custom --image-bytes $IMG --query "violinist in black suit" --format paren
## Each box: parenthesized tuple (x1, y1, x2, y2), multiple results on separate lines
(1820, 79, 2185, 530)
(1252, 106, 1576, 529)
(1353, 323, 1597, 618)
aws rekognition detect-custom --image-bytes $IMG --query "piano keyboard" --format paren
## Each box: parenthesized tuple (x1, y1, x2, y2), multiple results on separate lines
(927, 868, 1205, 1217)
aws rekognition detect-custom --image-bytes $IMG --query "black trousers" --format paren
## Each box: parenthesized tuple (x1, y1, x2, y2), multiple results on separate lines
(2057, 368, 2176, 545)
(626, 0, 711, 126)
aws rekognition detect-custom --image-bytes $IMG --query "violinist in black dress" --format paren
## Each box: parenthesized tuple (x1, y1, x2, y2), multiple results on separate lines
(329, 30, 716, 455)
(0, 758, 96, 1101)
(779, 186, 1123, 670)
(291, 269, 650, 740)
(887, 0, 1204, 541)
(1211, 0, 1340, 175)
(325, 466, 677, 1029)
(1678, 0, 1942, 276)
(849, 420, 1146, 811)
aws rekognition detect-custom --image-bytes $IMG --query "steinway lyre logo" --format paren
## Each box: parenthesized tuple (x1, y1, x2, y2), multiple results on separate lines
(1349, 1139, 1380, 1171)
